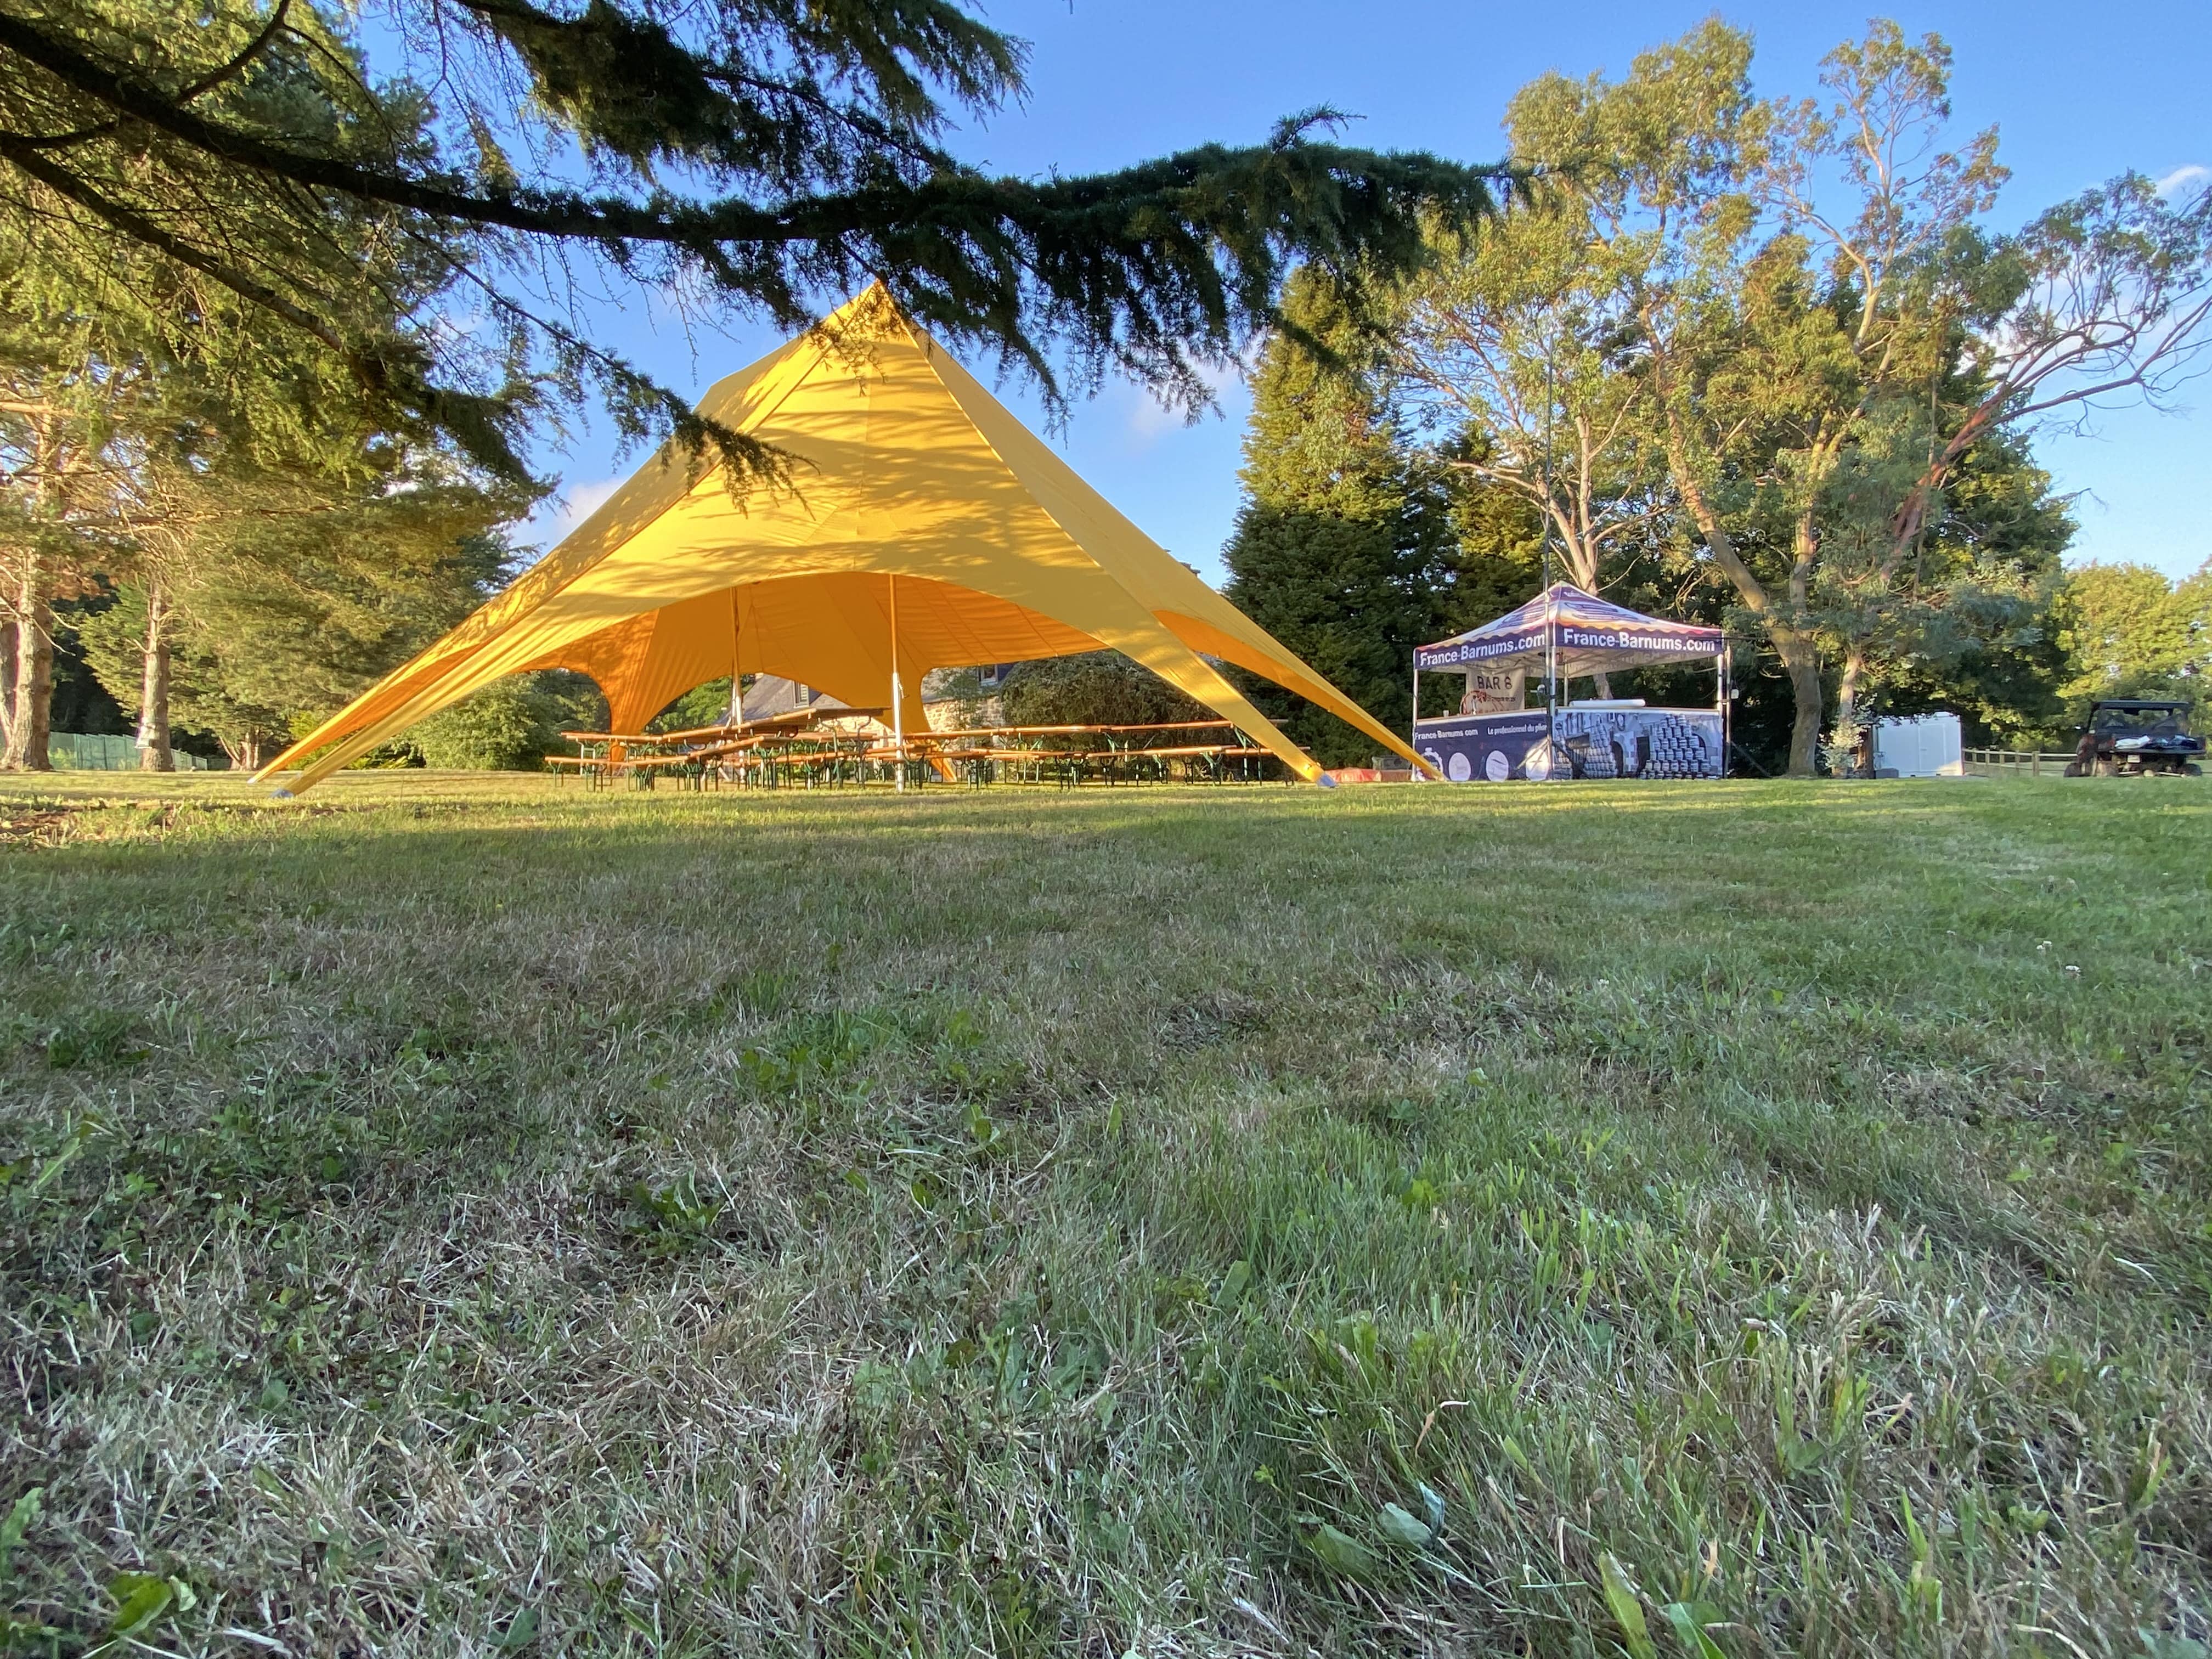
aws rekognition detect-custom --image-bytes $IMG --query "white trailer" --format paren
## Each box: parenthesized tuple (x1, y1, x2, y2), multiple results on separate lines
(1873, 713, 1963, 777)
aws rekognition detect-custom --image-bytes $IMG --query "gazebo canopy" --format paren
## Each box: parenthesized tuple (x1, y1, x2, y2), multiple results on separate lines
(1415, 583, 1724, 681)
(260, 285, 1425, 793)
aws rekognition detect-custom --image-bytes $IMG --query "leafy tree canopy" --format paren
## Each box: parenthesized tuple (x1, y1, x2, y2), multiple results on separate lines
(2054, 560, 2212, 713)
(76, 450, 531, 763)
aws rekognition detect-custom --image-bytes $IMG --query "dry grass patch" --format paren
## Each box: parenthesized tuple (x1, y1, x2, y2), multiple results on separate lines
(1, 771, 2208, 1656)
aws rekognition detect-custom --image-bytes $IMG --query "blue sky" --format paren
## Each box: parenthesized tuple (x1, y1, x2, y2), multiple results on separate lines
(517, 0, 2211, 585)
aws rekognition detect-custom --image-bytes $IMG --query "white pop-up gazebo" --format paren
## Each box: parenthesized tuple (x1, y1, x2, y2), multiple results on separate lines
(1412, 584, 1728, 782)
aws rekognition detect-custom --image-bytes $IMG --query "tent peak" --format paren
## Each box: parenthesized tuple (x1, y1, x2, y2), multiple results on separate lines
(807, 281, 912, 346)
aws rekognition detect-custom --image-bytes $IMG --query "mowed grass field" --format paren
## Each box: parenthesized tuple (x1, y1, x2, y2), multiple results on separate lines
(1, 771, 2207, 1658)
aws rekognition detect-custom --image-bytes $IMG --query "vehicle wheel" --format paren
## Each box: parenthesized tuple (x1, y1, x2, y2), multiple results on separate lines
(2063, 761, 2084, 777)
(2190, 763, 2204, 777)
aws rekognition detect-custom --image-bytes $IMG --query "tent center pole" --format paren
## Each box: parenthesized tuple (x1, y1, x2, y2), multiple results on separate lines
(888, 573, 905, 793)
(729, 586, 742, 726)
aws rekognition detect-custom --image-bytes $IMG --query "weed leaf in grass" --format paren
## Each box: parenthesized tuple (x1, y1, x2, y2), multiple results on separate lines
(88, 1572, 195, 1654)
(1376, 1503, 1432, 1548)
(1417, 1482, 1447, 1534)
(1599, 1553, 1656, 1659)
(1217, 1259, 1253, 1310)
(2138, 1630, 2210, 1659)
(1662, 1601, 1729, 1659)
(1900, 1494, 1943, 1622)
(498, 1606, 540, 1649)
(0, 1487, 40, 1575)
(1306, 1523, 1381, 1581)
(27, 1125, 91, 1197)
(630, 1177, 725, 1255)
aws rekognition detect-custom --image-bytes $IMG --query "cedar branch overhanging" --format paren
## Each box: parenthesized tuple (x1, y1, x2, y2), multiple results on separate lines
(0, 4, 1518, 483)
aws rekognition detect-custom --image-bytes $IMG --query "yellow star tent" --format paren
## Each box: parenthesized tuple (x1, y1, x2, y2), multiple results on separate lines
(257, 286, 1430, 793)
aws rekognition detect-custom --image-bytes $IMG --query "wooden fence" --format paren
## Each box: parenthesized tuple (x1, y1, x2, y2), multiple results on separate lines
(1962, 748, 2075, 777)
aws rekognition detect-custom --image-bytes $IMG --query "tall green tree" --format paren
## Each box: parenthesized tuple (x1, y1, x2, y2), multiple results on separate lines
(998, 654, 1205, 729)
(2053, 560, 2212, 712)
(0, 0, 1505, 485)
(1506, 19, 2209, 772)
(1384, 182, 1667, 606)
(1843, 428, 2076, 748)
(1440, 449, 1548, 636)
(79, 452, 530, 768)
(0, 301, 139, 770)
(1223, 271, 1455, 765)
(0, 13, 503, 770)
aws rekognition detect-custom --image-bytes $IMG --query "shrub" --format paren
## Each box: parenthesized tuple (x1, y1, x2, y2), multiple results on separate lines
(650, 676, 736, 732)
(408, 675, 585, 770)
(998, 652, 1207, 727)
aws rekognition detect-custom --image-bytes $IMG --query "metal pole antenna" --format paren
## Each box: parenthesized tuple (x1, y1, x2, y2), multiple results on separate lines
(1719, 645, 1731, 779)
(1410, 659, 1419, 757)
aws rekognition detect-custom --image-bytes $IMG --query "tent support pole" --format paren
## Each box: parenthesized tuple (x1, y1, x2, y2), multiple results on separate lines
(888, 573, 905, 793)
(1717, 645, 1729, 779)
(729, 586, 742, 727)
(1545, 591, 1559, 780)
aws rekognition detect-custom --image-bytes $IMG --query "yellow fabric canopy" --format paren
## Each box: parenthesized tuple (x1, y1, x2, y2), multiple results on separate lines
(259, 286, 1431, 792)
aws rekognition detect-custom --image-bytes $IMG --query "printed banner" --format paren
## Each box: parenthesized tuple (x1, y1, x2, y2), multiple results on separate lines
(1415, 584, 1725, 676)
(1551, 707, 1722, 779)
(1415, 707, 1723, 782)
(1415, 711, 1553, 782)
(1417, 626, 1549, 671)
(1460, 666, 1526, 716)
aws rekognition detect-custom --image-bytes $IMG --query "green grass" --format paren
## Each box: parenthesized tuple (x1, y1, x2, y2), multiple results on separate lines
(1, 771, 2207, 1657)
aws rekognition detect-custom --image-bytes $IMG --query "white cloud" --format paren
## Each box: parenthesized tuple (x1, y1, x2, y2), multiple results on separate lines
(2154, 163, 2209, 198)
(1127, 351, 1254, 444)
(522, 475, 623, 554)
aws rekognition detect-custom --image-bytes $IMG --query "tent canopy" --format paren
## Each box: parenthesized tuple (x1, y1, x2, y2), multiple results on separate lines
(1415, 583, 1724, 682)
(260, 285, 1427, 792)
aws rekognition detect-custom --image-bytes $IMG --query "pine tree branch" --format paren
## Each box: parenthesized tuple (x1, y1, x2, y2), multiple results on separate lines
(0, 132, 351, 355)
(177, 0, 292, 105)
(0, 10, 1496, 274)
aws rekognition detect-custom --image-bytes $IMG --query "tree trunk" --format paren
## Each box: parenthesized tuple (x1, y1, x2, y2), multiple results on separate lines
(5, 550, 53, 771)
(1830, 646, 1869, 777)
(1775, 625, 1825, 777)
(138, 578, 173, 771)
(0, 610, 16, 758)
(1784, 506, 1825, 778)
(1835, 647, 1865, 731)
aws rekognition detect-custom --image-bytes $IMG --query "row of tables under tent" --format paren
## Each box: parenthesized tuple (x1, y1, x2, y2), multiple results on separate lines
(1413, 584, 1729, 782)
